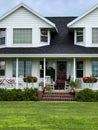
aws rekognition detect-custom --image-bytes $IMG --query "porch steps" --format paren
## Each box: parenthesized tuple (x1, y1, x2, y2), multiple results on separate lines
(41, 92, 75, 101)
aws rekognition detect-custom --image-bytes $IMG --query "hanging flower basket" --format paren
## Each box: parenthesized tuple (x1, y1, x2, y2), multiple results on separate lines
(83, 76, 97, 83)
(23, 76, 37, 83)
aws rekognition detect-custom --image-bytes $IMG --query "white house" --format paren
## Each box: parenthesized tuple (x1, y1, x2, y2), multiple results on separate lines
(0, 3, 98, 90)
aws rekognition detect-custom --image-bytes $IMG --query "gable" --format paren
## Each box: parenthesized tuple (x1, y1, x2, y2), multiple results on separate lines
(68, 5, 98, 28)
(0, 7, 54, 28)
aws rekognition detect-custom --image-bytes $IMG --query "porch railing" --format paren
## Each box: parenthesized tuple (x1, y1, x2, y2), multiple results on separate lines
(0, 77, 32, 89)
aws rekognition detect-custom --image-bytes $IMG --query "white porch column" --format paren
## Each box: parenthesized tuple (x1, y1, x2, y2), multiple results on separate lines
(43, 58, 46, 87)
(73, 58, 76, 82)
(16, 58, 19, 89)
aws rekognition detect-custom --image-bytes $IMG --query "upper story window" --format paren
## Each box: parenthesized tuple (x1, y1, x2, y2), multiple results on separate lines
(92, 28, 98, 43)
(0, 28, 6, 45)
(40, 29, 48, 42)
(76, 29, 83, 43)
(13, 28, 32, 44)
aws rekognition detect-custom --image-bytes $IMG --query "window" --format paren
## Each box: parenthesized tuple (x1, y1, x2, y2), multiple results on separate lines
(92, 28, 98, 43)
(40, 29, 48, 42)
(0, 28, 6, 45)
(0, 61, 5, 76)
(92, 61, 98, 77)
(12, 60, 32, 77)
(76, 61, 83, 78)
(13, 28, 32, 44)
(76, 29, 83, 43)
(40, 61, 44, 78)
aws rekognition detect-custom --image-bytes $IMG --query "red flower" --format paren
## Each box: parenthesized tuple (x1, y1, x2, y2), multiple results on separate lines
(83, 76, 97, 83)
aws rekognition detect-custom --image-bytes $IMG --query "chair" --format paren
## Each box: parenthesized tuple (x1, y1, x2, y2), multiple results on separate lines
(65, 81, 70, 91)
(45, 76, 54, 90)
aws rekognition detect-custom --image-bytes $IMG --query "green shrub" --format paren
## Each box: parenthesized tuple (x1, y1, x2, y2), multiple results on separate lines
(0, 89, 7, 101)
(76, 88, 96, 102)
(95, 91, 98, 101)
(0, 88, 39, 101)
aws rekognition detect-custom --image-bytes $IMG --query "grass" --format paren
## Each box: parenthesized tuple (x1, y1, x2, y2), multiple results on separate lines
(0, 102, 98, 130)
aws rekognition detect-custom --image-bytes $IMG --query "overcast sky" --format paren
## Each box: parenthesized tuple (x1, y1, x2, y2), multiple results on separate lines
(0, 0, 98, 17)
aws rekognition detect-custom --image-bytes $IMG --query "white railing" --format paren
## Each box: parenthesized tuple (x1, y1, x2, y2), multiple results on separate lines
(0, 78, 16, 89)
(0, 77, 25, 89)
(0, 77, 37, 89)
(75, 78, 98, 90)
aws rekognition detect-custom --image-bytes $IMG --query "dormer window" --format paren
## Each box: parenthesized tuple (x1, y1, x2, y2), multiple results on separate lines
(40, 29, 48, 42)
(13, 28, 32, 44)
(0, 28, 6, 45)
(92, 28, 98, 43)
(76, 29, 83, 43)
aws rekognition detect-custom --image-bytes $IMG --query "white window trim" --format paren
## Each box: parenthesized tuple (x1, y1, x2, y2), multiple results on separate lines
(40, 29, 50, 45)
(75, 28, 84, 45)
(0, 28, 6, 47)
(92, 28, 98, 44)
(13, 28, 32, 45)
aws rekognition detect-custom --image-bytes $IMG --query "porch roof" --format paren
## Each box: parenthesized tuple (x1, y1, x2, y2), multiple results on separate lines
(1, 17, 98, 56)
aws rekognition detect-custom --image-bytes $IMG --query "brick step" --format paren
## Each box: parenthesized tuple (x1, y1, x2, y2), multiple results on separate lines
(41, 92, 75, 101)
(43, 95, 74, 98)
(41, 97, 74, 101)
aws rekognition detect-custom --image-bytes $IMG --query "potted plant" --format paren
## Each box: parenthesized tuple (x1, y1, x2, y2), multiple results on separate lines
(23, 76, 37, 83)
(83, 76, 97, 83)
(69, 80, 77, 95)
(23, 76, 37, 88)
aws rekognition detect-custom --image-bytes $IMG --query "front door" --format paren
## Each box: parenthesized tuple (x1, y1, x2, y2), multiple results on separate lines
(57, 61, 66, 81)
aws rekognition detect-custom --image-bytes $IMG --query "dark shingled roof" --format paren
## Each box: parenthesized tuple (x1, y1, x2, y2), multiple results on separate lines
(1, 17, 98, 55)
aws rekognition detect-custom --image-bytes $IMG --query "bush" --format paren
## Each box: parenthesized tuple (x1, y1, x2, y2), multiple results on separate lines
(0, 89, 7, 101)
(22, 88, 38, 101)
(95, 91, 98, 101)
(76, 88, 96, 102)
(0, 88, 39, 101)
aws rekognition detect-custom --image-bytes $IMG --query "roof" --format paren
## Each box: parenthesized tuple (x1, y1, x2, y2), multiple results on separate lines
(0, 3, 57, 31)
(68, 4, 98, 27)
(1, 17, 98, 56)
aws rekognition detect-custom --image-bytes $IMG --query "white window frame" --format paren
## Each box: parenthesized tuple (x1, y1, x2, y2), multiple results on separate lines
(0, 28, 6, 45)
(92, 28, 98, 44)
(13, 28, 32, 44)
(75, 28, 84, 44)
(40, 29, 49, 43)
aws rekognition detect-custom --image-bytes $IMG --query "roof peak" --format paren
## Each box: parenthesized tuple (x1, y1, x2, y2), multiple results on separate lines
(68, 3, 98, 27)
(0, 3, 57, 31)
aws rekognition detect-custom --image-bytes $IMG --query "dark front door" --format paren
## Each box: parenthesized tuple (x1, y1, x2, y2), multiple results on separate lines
(57, 61, 66, 81)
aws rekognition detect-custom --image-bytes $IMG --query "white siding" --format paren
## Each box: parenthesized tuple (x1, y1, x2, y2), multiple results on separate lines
(71, 7, 98, 27)
(0, 7, 52, 47)
(0, 7, 52, 28)
(70, 7, 98, 47)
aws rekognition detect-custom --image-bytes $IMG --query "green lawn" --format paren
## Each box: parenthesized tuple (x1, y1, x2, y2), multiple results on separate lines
(0, 102, 98, 130)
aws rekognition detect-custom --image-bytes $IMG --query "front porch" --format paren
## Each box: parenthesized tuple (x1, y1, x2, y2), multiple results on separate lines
(0, 57, 98, 90)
